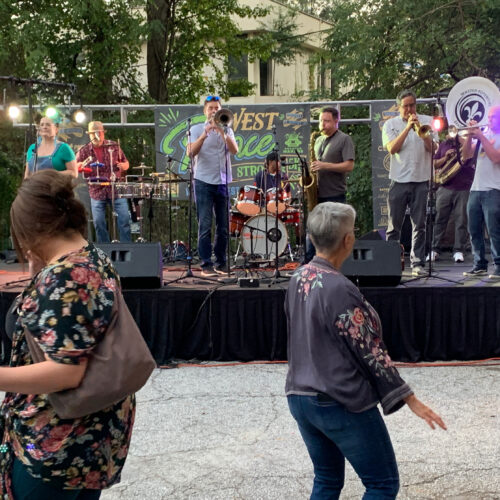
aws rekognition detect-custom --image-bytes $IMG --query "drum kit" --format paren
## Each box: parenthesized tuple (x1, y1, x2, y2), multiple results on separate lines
(230, 184, 302, 261)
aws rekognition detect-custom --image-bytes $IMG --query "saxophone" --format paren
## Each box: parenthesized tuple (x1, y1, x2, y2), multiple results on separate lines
(302, 130, 320, 212)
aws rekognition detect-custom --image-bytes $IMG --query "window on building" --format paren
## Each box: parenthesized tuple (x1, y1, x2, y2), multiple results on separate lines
(259, 59, 273, 96)
(228, 54, 249, 97)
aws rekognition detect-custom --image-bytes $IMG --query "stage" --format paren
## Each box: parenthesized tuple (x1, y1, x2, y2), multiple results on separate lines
(1, 254, 499, 365)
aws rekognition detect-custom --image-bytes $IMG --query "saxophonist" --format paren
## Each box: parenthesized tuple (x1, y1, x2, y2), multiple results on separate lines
(305, 107, 355, 263)
(311, 107, 356, 204)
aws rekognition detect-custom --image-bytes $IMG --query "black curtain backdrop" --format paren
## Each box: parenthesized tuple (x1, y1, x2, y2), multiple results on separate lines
(2, 286, 499, 365)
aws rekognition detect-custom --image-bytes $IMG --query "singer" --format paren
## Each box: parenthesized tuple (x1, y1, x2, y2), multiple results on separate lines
(76, 121, 131, 243)
(25, 114, 77, 178)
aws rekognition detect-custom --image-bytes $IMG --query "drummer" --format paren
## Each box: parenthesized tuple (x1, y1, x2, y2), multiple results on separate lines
(76, 121, 131, 243)
(254, 151, 291, 208)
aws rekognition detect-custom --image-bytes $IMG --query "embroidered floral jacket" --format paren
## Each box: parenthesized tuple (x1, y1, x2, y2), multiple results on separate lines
(285, 257, 413, 415)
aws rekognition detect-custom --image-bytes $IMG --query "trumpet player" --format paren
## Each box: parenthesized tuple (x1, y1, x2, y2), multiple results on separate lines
(382, 90, 434, 276)
(462, 105, 500, 279)
(188, 95, 238, 277)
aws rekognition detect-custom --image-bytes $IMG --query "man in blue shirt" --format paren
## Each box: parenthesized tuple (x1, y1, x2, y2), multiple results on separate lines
(188, 96, 239, 276)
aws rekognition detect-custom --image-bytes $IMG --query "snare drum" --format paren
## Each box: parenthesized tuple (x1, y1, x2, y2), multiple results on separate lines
(266, 187, 290, 214)
(236, 185, 262, 216)
(229, 211, 248, 236)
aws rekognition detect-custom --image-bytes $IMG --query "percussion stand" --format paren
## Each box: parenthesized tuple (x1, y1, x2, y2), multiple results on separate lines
(108, 147, 119, 243)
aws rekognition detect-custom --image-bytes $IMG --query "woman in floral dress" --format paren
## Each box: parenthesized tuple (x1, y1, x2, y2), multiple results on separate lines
(0, 170, 135, 499)
(285, 202, 446, 499)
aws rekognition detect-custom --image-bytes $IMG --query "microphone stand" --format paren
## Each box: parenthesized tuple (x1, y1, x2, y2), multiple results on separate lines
(165, 119, 218, 285)
(220, 123, 236, 282)
(270, 127, 288, 283)
(404, 128, 462, 285)
(295, 150, 309, 261)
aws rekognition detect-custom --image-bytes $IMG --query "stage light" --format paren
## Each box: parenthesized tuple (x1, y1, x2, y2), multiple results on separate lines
(432, 116, 447, 132)
(45, 106, 59, 120)
(8, 104, 21, 120)
(73, 108, 87, 124)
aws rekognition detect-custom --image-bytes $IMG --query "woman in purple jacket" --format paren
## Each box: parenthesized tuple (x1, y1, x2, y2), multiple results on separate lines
(285, 202, 446, 499)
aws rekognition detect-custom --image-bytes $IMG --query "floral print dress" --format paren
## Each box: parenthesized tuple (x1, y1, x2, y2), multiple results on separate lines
(0, 244, 135, 495)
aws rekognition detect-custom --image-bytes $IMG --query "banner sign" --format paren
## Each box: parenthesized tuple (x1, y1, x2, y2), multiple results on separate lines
(370, 100, 399, 231)
(155, 104, 310, 200)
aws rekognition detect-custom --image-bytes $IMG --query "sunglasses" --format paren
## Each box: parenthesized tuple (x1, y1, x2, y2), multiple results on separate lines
(205, 95, 221, 102)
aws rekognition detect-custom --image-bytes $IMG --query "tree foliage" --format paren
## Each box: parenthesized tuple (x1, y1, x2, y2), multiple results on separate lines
(0, 0, 145, 103)
(145, 0, 303, 103)
(318, 0, 500, 100)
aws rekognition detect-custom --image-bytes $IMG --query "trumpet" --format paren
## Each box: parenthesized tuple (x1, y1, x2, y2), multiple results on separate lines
(410, 117, 432, 138)
(214, 108, 234, 128)
(448, 124, 488, 138)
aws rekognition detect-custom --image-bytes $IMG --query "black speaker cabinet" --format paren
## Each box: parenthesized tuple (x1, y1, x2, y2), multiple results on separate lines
(341, 240, 402, 287)
(96, 242, 163, 289)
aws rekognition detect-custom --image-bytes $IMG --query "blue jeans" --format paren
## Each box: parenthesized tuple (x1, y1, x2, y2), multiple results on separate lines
(90, 197, 131, 243)
(11, 458, 101, 500)
(194, 179, 228, 268)
(467, 189, 500, 271)
(287, 395, 399, 499)
(305, 195, 346, 264)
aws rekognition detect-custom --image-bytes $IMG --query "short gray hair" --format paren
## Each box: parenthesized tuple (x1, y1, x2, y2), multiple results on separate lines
(396, 89, 416, 106)
(307, 202, 356, 254)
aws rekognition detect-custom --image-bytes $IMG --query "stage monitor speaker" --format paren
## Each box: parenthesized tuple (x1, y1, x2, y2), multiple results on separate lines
(96, 242, 163, 289)
(341, 240, 402, 287)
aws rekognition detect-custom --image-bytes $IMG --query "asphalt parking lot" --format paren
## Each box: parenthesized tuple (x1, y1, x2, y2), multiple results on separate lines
(102, 361, 499, 500)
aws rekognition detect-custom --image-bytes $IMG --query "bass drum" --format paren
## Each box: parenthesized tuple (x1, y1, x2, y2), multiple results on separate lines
(241, 215, 288, 259)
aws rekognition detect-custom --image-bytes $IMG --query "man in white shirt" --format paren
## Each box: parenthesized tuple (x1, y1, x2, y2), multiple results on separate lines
(463, 105, 500, 279)
(188, 96, 239, 277)
(382, 90, 434, 276)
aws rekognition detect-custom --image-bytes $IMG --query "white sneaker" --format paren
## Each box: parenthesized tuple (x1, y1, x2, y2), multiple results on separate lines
(453, 252, 464, 263)
(412, 266, 427, 276)
(425, 251, 439, 262)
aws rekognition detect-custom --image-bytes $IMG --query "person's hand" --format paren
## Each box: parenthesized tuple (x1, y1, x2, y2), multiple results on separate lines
(444, 149, 456, 159)
(404, 394, 447, 430)
(406, 113, 418, 130)
(311, 160, 326, 172)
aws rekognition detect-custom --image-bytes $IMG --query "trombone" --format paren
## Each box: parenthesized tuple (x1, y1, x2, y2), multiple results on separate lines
(448, 124, 488, 138)
(214, 108, 234, 128)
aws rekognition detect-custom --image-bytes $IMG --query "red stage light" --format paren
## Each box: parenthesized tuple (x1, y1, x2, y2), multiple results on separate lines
(432, 116, 447, 132)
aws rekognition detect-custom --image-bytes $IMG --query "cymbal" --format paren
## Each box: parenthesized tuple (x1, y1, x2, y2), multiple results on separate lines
(133, 165, 152, 170)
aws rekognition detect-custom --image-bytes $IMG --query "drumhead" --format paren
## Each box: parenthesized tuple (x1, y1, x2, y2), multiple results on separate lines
(241, 215, 287, 258)
(446, 77, 500, 128)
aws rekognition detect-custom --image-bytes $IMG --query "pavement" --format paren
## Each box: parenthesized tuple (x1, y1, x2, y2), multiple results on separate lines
(101, 361, 499, 500)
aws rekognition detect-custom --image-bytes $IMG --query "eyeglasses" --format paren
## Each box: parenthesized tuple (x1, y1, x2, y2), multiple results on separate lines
(205, 95, 220, 102)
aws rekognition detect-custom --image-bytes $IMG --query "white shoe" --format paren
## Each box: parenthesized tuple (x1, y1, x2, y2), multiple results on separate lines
(453, 252, 464, 263)
(425, 251, 439, 262)
(412, 266, 427, 276)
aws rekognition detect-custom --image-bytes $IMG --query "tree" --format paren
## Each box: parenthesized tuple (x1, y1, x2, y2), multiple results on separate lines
(316, 0, 499, 101)
(145, 0, 304, 103)
(0, 0, 145, 104)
